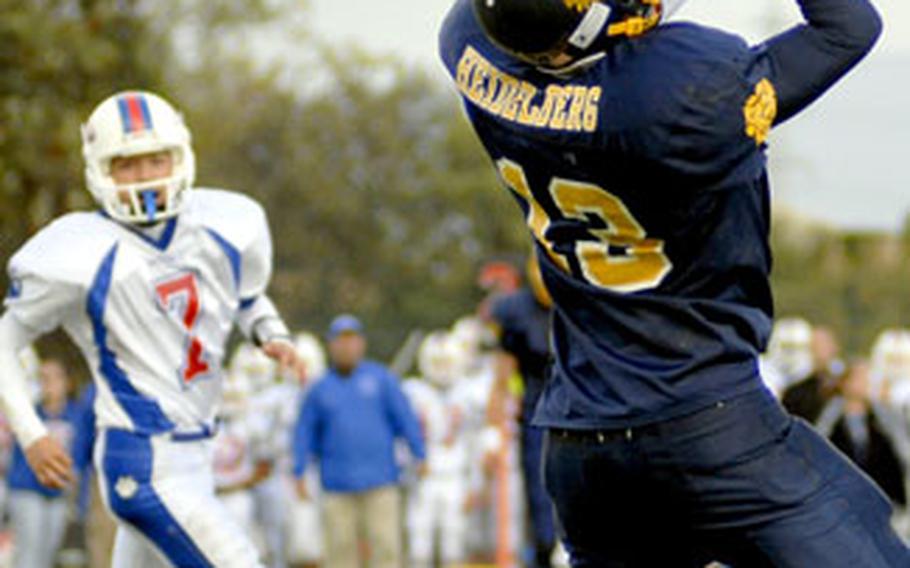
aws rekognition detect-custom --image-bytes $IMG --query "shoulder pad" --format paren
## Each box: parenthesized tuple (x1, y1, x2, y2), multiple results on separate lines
(183, 188, 268, 251)
(8, 212, 120, 286)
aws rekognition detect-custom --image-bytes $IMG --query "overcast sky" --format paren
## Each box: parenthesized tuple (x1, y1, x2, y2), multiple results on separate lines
(306, 0, 910, 231)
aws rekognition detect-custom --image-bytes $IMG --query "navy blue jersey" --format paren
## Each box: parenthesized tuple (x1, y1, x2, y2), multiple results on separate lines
(439, 0, 881, 428)
(491, 288, 551, 419)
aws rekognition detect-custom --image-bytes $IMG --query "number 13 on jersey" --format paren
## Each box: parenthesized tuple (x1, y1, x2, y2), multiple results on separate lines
(497, 159, 672, 293)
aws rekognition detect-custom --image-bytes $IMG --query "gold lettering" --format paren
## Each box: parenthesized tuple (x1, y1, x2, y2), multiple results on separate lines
(468, 57, 486, 103)
(489, 75, 518, 116)
(481, 67, 502, 110)
(547, 86, 570, 130)
(456, 49, 476, 94)
(501, 75, 524, 120)
(565, 86, 587, 132)
(517, 82, 540, 126)
(583, 87, 601, 132)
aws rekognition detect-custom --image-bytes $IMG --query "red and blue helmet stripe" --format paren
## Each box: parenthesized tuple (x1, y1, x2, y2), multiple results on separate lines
(116, 93, 154, 134)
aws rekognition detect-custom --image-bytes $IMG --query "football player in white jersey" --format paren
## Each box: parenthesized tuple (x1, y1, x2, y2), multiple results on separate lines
(234, 341, 298, 568)
(404, 331, 473, 568)
(0, 90, 306, 568)
(213, 368, 271, 547)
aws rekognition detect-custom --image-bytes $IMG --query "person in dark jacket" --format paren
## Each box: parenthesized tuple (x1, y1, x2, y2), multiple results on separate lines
(816, 361, 909, 507)
(782, 326, 844, 422)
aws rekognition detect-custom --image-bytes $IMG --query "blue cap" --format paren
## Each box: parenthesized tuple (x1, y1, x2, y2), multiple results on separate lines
(327, 314, 363, 340)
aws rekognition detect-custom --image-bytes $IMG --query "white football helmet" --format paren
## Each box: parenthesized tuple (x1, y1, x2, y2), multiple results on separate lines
(228, 342, 277, 393)
(766, 318, 813, 383)
(418, 331, 464, 389)
(221, 372, 252, 419)
(81, 90, 195, 225)
(870, 329, 910, 396)
(451, 316, 493, 374)
(294, 332, 327, 382)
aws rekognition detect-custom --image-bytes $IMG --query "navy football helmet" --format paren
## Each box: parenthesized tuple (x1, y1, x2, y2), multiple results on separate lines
(473, 0, 686, 65)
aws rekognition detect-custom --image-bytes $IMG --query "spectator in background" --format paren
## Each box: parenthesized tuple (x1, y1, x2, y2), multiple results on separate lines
(816, 361, 909, 508)
(6, 359, 90, 568)
(782, 326, 844, 423)
(292, 315, 426, 568)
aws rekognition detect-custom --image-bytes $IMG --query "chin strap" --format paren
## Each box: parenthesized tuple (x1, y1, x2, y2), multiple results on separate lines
(607, 0, 663, 38)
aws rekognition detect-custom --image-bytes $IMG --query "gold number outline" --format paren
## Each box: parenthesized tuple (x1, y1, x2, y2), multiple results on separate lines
(497, 159, 672, 293)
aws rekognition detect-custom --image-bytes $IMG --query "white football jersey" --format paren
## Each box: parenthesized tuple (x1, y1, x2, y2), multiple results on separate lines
(213, 414, 268, 490)
(404, 379, 471, 477)
(5, 189, 273, 435)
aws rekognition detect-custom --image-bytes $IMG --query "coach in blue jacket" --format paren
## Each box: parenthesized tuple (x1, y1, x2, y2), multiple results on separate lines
(292, 314, 425, 568)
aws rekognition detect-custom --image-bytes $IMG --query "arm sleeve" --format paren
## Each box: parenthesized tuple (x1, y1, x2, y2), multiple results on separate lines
(762, 0, 883, 124)
(291, 389, 320, 478)
(239, 201, 274, 302)
(235, 295, 291, 346)
(0, 313, 48, 447)
(384, 371, 427, 461)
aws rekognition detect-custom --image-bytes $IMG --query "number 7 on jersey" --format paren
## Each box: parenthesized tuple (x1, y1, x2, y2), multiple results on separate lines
(155, 272, 211, 385)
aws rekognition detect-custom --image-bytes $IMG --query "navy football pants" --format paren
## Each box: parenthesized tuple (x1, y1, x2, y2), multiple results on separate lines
(521, 423, 557, 566)
(544, 388, 910, 567)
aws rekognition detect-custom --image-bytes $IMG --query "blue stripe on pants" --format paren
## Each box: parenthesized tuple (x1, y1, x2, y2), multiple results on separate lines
(101, 429, 214, 567)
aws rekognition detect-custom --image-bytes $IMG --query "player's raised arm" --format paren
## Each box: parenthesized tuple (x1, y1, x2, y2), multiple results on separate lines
(763, 0, 883, 124)
(0, 314, 73, 489)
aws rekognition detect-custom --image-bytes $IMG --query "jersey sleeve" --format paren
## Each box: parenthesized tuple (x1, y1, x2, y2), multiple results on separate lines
(237, 201, 273, 302)
(189, 189, 275, 302)
(4, 219, 90, 335)
(760, 0, 882, 125)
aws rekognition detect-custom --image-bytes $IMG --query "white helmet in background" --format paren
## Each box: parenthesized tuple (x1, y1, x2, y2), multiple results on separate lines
(228, 342, 276, 393)
(81, 90, 195, 225)
(418, 331, 463, 389)
(870, 329, 910, 394)
(451, 316, 494, 372)
(294, 332, 327, 382)
(766, 318, 813, 382)
(221, 372, 252, 419)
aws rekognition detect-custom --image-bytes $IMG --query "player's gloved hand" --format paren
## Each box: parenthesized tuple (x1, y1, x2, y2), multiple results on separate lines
(295, 477, 310, 501)
(262, 340, 307, 383)
(25, 435, 73, 490)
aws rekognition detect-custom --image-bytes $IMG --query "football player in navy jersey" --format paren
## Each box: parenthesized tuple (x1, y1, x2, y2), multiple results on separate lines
(439, 0, 909, 565)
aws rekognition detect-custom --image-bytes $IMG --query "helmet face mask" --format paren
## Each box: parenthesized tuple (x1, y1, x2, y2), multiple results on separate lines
(82, 91, 196, 225)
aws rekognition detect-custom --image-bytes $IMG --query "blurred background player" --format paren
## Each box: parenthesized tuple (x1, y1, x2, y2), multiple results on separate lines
(286, 332, 328, 568)
(448, 315, 500, 562)
(761, 317, 814, 396)
(214, 351, 273, 553)
(870, 329, 910, 407)
(779, 322, 845, 422)
(489, 255, 555, 567)
(6, 359, 90, 568)
(403, 331, 472, 568)
(0, 89, 305, 568)
(232, 341, 297, 568)
(292, 315, 425, 568)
